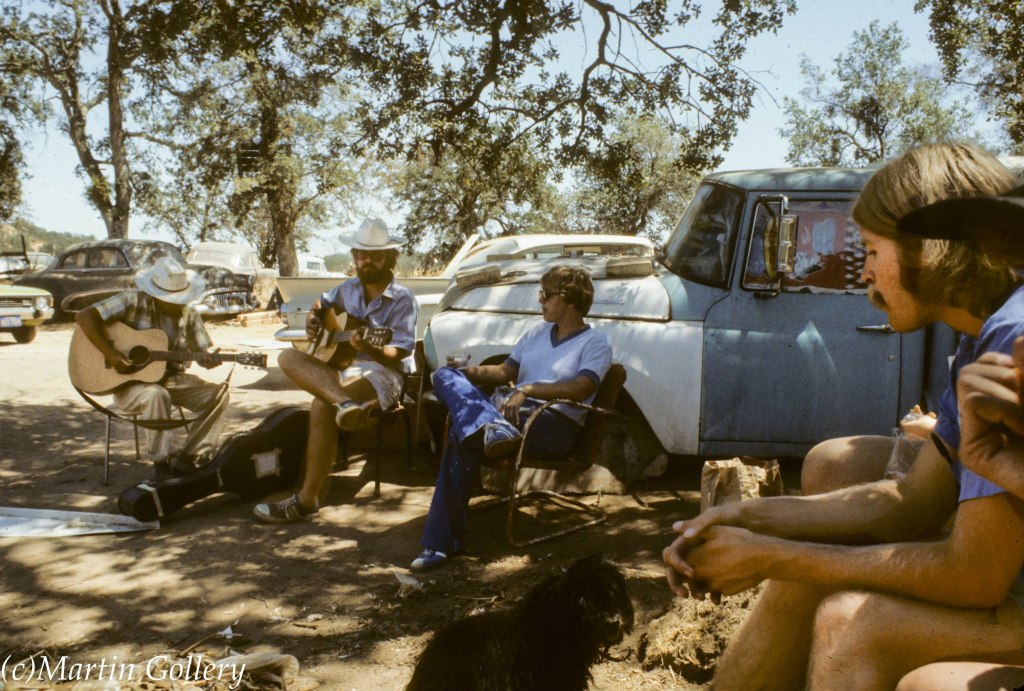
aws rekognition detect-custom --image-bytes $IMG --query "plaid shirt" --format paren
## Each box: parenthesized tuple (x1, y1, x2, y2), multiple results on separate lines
(94, 290, 213, 373)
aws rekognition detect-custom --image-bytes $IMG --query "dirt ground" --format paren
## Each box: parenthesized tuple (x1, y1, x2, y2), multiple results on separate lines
(0, 320, 792, 690)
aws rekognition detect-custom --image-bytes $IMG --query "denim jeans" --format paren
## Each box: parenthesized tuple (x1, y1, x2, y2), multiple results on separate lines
(420, 367, 581, 554)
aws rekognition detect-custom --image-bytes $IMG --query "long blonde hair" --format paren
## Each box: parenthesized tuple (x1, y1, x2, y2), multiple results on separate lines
(853, 142, 1020, 318)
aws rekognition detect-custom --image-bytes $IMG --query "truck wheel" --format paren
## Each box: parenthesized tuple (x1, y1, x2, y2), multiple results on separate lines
(13, 326, 37, 343)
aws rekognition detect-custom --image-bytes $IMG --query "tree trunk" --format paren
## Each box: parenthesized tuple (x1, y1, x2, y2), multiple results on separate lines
(105, 0, 131, 239)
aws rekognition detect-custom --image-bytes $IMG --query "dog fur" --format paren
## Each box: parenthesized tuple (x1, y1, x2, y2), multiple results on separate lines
(406, 554, 634, 691)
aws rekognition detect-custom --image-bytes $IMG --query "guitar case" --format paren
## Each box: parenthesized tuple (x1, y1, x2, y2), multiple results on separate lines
(118, 406, 309, 522)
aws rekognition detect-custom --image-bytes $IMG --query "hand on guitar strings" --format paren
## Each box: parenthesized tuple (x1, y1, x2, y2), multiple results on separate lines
(305, 303, 325, 340)
(349, 328, 374, 355)
(198, 347, 223, 370)
(105, 349, 133, 373)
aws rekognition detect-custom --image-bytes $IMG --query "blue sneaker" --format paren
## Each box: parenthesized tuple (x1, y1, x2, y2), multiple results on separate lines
(483, 421, 523, 460)
(410, 548, 448, 572)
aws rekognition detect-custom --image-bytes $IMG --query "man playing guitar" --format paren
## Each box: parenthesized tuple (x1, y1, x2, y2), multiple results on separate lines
(253, 218, 418, 523)
(76, 256, 229, 478)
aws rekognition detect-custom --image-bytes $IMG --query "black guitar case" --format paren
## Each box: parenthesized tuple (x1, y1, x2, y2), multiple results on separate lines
(118, 406, 309, 522)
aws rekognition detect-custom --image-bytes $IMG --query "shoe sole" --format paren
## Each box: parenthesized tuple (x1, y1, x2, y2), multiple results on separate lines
(336, 404, 371, 432)
(252, 505, 316, 524)
(410, 557, 448, 573)
(484, 435, 523, 461)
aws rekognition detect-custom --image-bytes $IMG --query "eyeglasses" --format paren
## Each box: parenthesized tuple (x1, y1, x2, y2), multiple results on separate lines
(352, 250, 386, 263)
(538, 289, 562, 302)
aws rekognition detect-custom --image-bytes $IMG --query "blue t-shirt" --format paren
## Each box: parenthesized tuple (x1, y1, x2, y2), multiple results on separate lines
(934, 283, 1024, 503)
(320, 276, 418, 359)
(506, 322, 613, 425)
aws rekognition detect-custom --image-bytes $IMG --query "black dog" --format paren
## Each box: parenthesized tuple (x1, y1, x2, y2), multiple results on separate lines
(406, 554, 634, 691)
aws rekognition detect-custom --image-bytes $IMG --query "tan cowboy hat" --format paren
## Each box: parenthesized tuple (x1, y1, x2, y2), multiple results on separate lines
(897, 184, 1024, 269)
(339, 218, 406, 251)
(135, 257, 207, 304)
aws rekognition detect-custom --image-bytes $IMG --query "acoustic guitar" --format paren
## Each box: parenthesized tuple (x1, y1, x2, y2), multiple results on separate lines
(119, 406, 308, 521)
(69, 322, 268, 395)
(307, 309, 392, 369)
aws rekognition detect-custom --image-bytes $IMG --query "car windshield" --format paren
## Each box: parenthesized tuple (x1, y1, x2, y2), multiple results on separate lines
(661, 183, 744, 288)
(0, 256, 29, 274)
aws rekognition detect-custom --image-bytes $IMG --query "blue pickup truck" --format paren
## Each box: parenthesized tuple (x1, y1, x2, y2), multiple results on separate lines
(421, 167, 956, 463)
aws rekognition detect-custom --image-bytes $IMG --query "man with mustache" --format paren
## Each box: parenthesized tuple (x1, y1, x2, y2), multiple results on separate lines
(894, 186, 1024, 690)
(663, 143, 1024, 689)
(253, 218, 418, 523)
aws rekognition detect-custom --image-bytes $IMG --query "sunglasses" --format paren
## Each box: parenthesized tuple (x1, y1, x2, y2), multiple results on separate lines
(539, 289, 562, 302)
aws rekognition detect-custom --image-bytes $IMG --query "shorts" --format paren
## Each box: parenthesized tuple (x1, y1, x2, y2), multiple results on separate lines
(340, 359, 404, 410)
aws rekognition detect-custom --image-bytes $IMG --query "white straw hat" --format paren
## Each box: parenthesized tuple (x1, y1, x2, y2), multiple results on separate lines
(134, 257, 206, 304)
(339, 218, 406, 251)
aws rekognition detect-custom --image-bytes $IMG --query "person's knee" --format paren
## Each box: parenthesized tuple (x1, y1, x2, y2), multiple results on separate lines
(138, 385, 172, 410)
(277, 347, 303, 377)
(431, 366, 459, 391)
(814, 591, 869, 645)
(894, 665, 939, 691)
(801, 435, 891, 495)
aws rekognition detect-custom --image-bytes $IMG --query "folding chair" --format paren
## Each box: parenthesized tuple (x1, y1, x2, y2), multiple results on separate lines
(488, 363, 627, 546)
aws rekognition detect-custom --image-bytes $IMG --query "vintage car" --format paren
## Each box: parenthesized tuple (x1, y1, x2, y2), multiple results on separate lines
(14, 239, 259, 318)
(185, 240, 278, 308)
(0, 283, 54, 343)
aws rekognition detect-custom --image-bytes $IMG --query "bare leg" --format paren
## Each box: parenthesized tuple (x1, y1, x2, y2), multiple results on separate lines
(808, 591, 1024, 691)
(897, 661, 1024, 691)
(278, 348, 354, 405)
(712, 580, 828, 691)
(801, 435, 894, 495)
(280, 348, 382, 508)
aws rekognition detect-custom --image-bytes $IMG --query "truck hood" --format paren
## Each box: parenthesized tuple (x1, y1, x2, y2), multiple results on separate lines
(442, 256, 670, 320)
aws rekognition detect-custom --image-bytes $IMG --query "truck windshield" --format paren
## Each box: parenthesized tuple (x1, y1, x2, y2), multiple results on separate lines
(662, 183, 743, 288)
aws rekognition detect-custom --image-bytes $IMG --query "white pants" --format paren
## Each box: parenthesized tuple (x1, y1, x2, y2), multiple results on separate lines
(113, 372, 229, 462)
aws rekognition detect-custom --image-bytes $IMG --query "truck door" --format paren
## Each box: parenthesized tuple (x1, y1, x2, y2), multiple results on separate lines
(701, 197, 906, 455)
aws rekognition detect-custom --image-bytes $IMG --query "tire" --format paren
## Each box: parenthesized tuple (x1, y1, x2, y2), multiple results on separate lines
(12, 326, 36, 343)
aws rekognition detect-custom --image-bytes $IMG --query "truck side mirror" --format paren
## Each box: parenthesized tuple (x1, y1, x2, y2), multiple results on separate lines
(776, 214, 798, 274)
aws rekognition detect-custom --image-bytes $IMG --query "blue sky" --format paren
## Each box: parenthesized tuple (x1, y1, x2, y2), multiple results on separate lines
(17, 0, 945, 251)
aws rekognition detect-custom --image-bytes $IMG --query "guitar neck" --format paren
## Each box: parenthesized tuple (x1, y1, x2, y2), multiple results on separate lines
(149, 351, 242, 365)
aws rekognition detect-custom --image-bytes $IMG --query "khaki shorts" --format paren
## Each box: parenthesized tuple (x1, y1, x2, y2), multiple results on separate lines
(341, 359, 404, 410)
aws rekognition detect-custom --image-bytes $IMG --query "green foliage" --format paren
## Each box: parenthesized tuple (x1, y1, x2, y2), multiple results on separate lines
(391, 124, 567, 272)
(916, 0, 1024, 152)
(780, 21, 976, 166)
(130, 1, 370, 275)
(570, 115, 700, 240)
(351, 0, 795, 175)
(0, 218, 94, 255)
(0, 0, 147, 238)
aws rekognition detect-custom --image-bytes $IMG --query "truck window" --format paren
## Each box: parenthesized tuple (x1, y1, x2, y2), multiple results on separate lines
(744, 200, 866, 293)
(662, 183, 743, 288)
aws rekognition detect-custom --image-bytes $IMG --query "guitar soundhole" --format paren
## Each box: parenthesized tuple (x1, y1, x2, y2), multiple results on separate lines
(128, 345, 151, 365)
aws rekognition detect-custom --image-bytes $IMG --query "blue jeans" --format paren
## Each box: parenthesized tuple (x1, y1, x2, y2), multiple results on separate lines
(420, 367, 581, 554)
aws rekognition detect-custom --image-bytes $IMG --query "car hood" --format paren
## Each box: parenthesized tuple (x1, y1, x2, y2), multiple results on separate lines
(0, 283, 52, 297)
(441, 255, 669, 320)
(191, 264, 252, 291)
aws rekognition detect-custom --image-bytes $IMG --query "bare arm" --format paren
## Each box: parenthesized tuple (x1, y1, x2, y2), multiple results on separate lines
(684, 490, 1024, 608)
(462, 361, 518, 387)
(664, 445, 959, 599)
(682, 442, 959, 544)
(75, 306, 130, 371)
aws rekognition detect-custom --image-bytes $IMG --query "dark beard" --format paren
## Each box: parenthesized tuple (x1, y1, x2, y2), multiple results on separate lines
(358, 265, 392, 285)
